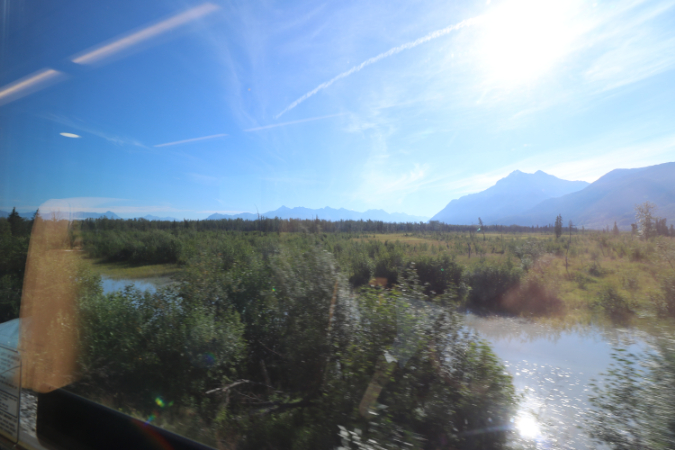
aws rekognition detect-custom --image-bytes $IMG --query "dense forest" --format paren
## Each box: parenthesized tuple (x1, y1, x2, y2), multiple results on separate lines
(4, 209, 675, 449)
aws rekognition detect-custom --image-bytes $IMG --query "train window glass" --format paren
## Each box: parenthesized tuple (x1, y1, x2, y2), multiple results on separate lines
(2, 1, 675, 449)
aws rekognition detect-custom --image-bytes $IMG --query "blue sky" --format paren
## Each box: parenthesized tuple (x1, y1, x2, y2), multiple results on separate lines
(1, 0, 675, 219)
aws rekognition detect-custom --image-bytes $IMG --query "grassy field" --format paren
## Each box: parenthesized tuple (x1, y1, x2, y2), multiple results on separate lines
(82, 257, 180, 280)
(331, 230, 675, 325)
(78, 225, 675, 326)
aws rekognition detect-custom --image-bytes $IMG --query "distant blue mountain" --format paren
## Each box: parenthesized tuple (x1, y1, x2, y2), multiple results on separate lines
(70, 211, 121, 220)
(500, 162, 675, 229)
(431, 170, 589, 225)
(207, 212, 259, 221)
(207, 206, 429, 223)
(142, 215, 177, 221)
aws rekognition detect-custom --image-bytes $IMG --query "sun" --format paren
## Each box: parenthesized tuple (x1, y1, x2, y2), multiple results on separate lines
(515, 414, 541, 439)
(477, 0, 583, 87)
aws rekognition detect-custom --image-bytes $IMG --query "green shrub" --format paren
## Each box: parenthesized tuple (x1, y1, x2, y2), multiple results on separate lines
(466, 263, 521, 311)
(574, 272, 595, 290)
(588, 261, 605, 277)
(596, 286, 633, 318)
(651, 278, 675, 317)
(502, 276, 563, 316)
(414, 255, 464, 297)
(588, 343, 675, 449)
(75, 285, 246, 415)
(349, 254, 373, 287)
(630, 247, 645, 262)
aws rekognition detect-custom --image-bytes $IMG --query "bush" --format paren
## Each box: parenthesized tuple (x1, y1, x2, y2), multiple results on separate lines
(630, 247, 645, 262)
(373, 250, 403, 286)
(348, 254, 372, 287)
(466, 263, 521, 311)
(597, 286, 633, 318)
(588, 261, 605, 277)
(502, 277, 563, 316)
(73, 242, 517, 450)
(588, 343, 675, 450)
(414, 255, 463, 297)
(652, 278, 675, 317)
(75, 284, 246, 416)
(574, 273, 595, 290)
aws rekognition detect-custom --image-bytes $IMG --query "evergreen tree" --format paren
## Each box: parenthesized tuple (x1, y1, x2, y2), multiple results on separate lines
(612, 221, 620, 235)
(554, 214, 563, 239)
(7, 207, 22, 237)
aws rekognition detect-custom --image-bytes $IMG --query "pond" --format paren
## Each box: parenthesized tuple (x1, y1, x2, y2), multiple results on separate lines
(101, 276, 175, 294)
(466, 313, 652, 449)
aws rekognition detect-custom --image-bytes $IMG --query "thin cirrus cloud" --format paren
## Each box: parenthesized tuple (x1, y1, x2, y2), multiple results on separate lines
(154, 133, 228, 147)
(187, 172, 220, 186)
(273, 16, 483, 119)
(243, 113, 344, 132)
(584, 36, 675, 92)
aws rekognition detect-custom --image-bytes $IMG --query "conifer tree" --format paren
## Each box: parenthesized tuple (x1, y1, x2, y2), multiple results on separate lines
(554, 214, 563, 239)
(7, 207, 22, 237)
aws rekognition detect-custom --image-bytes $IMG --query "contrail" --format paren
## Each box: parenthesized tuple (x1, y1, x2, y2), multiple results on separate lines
(154, 133, 228, 147)
(244, 113, 344, 132)
(275, 16, 483, 119)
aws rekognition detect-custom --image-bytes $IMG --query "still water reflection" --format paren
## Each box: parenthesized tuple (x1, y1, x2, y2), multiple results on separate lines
(101, 276, 174, 294)
(465, 314, 650, 450)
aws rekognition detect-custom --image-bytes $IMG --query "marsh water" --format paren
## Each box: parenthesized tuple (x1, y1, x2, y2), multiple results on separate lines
(101, 275, 175, 294)
(466, 314, 654, 449)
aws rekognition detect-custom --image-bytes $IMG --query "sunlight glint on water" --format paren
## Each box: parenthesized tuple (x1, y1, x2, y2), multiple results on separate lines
(465, 313, 649, 449)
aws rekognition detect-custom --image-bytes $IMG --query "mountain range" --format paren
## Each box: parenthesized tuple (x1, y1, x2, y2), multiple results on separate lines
(141, 215, 176, 221)
(207, 206, 429, 222)
(432, 162, 675, 230)
(431, 170, 589, 225)
(4, 161, 675, 229)
(499, 163, 675, 229)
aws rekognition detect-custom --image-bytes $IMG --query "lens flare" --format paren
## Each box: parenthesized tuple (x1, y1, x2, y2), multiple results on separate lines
(202, 352, 216, 366)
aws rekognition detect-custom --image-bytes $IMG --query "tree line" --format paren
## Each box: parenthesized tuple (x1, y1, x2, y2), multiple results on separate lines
(79, 215, 566, 235)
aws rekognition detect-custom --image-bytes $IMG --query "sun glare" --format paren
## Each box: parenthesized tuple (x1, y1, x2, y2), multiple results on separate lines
(478, 0, 582, 87)
(515, 414, 541, 440)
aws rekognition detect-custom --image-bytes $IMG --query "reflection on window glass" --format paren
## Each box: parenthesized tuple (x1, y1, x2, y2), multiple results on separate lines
(2, 0, 675, 449)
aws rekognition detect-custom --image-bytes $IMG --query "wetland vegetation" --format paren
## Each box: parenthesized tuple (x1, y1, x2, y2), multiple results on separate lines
(4, 210, 675, 449)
